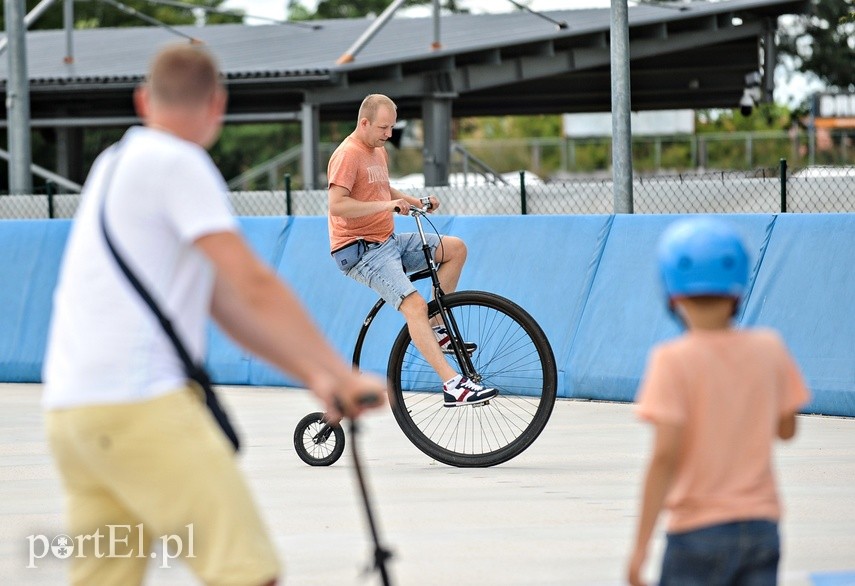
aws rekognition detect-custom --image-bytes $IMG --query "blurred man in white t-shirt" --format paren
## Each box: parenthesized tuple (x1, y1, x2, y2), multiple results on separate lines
(43, 44, 385, 586)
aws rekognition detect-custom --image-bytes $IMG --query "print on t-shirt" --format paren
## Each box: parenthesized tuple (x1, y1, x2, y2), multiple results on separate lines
(367, 165, 388, 184)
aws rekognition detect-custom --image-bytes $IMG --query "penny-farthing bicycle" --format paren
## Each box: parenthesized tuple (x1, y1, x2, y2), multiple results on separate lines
(294, 200, 557, 467)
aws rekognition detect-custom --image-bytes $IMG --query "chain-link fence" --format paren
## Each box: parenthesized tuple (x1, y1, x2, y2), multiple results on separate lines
(1, 162, 852, 219)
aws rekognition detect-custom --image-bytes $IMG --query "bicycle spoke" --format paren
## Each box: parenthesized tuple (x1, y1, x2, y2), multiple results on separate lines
(390, 291, 556, 467)
(294, 413, 346, 466)
(397, 393, 541, 456)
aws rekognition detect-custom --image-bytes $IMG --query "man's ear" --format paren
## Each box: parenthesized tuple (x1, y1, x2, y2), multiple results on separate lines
(210, 87, 228, 117)
(133, 85, 149, 119)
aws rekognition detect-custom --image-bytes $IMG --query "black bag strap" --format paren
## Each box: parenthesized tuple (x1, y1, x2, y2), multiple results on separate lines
(99, 206, 199, 371)
(96, 142, 240, 451)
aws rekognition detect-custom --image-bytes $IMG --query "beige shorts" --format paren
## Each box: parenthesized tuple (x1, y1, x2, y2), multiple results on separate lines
(46, 386, 281, 586)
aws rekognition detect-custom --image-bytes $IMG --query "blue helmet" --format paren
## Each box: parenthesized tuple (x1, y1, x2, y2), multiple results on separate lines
(658, 217, 749, 305)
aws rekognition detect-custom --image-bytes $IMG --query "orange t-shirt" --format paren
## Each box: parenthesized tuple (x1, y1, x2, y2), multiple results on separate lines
(635, 328, 810, 533)
(327, 133, 395, 251)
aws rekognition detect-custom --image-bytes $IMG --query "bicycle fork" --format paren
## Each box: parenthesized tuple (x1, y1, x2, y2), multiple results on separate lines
(312, 423, 335, 444)
(412, 209, 479, 381)
(434, 300, 479, 381)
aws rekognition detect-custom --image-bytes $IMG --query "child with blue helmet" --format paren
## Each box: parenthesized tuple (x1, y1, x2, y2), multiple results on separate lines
(627, 217, 810, 586)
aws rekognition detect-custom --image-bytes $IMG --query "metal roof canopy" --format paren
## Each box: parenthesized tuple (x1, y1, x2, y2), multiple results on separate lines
(0, 0, 808, 122)
(0, 0, 808, 186)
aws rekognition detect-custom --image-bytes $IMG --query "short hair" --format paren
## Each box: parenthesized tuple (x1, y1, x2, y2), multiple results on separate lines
(146, 44, 222, 106)
(358, 94, 397, 123)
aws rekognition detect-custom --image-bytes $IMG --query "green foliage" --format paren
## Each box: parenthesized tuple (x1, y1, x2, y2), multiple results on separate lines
(315, 0, 400, 19)
(2, 0, 242, 190)
(778, 0, 855, 94)
(285, 2, 316, 22)
(696, 103, 793, 133)
(386, 146, 423, 177)
(0, 0, 242, 31)
(457, 115, 562, 140)
(572, 140, 610, 172)
(207, 119, 366, 188)
(209, 123, 301, 188)
(287, 0, 466, 21)
(658, 141, 693, 170)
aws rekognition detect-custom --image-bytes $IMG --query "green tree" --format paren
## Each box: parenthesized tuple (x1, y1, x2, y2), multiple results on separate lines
(458, 114, 562, 140)
(778, 0, 855, 93)
(210, 123, 302, 189)
(696, 103, 792, 133)
(694, 104, 795, 169)
(287, 0, 466, 21)
(1, 0, 243, 193)
(0, 0, 243, 31)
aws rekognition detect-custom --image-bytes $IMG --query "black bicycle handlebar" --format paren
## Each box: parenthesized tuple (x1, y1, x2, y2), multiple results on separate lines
(393, 205, 431, 215)
(393, 196, 433, 215)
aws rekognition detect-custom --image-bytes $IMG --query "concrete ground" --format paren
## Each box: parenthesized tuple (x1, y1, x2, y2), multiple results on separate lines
(1, 383, 853, 585)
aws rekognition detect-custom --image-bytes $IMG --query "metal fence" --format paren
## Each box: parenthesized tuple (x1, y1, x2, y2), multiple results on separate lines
(1, 161, 852, 219)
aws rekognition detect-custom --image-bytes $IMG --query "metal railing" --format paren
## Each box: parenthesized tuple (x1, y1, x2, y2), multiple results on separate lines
(225, 145, 303, 191)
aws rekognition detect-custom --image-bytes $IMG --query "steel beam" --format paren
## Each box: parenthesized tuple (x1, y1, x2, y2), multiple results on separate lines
(422, 97, 452, 187)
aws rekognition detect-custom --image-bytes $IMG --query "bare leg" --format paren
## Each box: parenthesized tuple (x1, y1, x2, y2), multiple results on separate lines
(399, 292, 457, 382)
(434, 236, 466, 294)
(429, 236, 467, 328)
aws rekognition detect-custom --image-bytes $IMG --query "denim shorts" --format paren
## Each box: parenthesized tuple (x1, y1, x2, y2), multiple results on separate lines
(659, 519, 780, 586)
(346, 232, 441, 310)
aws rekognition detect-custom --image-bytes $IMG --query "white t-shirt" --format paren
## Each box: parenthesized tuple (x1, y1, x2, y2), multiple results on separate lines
(42, 126, 238, 410)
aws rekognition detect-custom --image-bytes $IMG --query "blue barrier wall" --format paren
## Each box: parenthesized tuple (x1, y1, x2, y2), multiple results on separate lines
(1, 214, 853, 416)
(0, 220, 71, 382)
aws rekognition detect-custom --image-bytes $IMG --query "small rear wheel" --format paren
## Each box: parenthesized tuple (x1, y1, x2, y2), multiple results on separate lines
(293, 412, 345, 466)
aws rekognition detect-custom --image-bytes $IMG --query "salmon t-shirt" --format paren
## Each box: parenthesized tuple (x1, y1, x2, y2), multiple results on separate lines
(635, 328, 810, 533)
(327, 133, 394, 251)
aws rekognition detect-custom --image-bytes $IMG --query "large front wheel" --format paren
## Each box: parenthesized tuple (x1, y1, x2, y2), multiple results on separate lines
(387, 291, 557, 467)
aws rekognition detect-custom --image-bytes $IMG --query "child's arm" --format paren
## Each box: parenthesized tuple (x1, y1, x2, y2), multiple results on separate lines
(628, 421, 682, 586)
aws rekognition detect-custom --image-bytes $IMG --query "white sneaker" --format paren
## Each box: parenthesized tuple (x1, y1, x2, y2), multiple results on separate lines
(433, 325, 477, 355)
(443, 375, 498, 407)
